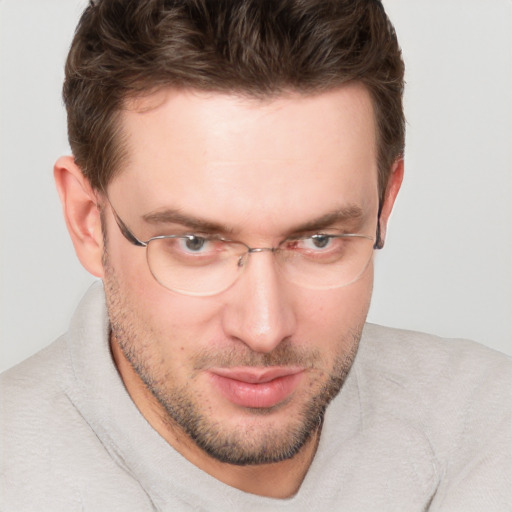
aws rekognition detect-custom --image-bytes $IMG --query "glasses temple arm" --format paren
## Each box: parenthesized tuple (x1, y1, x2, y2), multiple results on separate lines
(373, 201, 384, 250)
(101, 192, 147, 248)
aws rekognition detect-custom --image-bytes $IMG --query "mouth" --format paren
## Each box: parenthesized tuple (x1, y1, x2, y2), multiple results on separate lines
(209, 367, 304, 409)
(208, 367, 304, 409)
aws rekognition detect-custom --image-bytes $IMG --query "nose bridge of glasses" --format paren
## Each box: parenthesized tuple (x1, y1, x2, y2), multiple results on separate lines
(237, 246, 276, 268)
(247, 246, 276, 254)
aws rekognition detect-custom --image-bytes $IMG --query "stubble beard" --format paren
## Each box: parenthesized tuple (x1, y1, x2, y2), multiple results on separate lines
(103, 255, 362, 466)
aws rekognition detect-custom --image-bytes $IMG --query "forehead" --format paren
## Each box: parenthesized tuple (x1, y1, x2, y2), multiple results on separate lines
(112, 85, 379, 234)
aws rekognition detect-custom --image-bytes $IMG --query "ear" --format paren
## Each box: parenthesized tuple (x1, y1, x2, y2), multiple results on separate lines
(376, 158, 404, 248)
(54, 156, 104, 277)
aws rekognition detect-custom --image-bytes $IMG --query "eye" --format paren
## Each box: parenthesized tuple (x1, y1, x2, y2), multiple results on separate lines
(309, 234, 331, 249)
(179, 235, 212, 253)
(183, 235, 208, 252)
(298, 234, 334, 251)
(282, 234, 348, 263)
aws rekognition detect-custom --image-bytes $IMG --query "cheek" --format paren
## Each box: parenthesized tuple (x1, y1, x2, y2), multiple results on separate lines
(126, 275, 224, 346)
(108, 243, 223, 341)
(308, 264, 372, 316)
(297, 263, 373, 342)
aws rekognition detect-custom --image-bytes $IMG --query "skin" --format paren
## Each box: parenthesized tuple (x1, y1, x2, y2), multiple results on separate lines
(54, 83, 403, 498)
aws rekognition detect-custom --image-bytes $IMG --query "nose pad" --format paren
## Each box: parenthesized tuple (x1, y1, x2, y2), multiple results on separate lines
(222, 250, 296, 354)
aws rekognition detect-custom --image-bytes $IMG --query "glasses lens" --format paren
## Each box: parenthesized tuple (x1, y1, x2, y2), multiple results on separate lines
(277, 234, 375, 290)
(146, 237, 245, 296)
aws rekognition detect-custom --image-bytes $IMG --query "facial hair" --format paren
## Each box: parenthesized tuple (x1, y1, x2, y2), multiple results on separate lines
(103, 252, 362, 466)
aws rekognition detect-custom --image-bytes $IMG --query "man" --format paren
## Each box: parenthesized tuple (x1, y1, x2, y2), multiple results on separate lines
(1, 0, 510, 510)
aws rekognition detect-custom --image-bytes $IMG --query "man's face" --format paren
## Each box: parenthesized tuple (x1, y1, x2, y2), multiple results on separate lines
(103, 85, 381, 465)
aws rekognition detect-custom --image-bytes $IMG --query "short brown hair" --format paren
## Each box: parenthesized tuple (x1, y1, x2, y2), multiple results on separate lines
(64, 0, 404, 203)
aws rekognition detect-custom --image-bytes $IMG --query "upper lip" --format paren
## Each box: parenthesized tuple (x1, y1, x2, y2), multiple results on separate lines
(209, 367, 304, 384)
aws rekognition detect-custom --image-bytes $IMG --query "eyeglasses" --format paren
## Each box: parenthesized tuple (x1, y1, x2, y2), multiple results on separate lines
(107, 201, 376, 296)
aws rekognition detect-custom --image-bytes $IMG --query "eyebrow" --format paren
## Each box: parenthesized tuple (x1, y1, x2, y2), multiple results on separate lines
(288, 205, 365, 235)
(142, 209, 234, 234)
(141, 204, 365, 236)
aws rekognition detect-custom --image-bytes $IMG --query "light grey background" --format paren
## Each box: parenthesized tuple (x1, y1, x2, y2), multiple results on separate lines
(1, 0, 511, 372)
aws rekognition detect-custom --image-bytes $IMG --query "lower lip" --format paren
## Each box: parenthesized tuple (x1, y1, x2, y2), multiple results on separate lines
(209, 372, 303, 409)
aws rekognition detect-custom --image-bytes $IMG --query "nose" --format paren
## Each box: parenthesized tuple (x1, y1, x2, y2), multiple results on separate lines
(221, 250, 297, 353)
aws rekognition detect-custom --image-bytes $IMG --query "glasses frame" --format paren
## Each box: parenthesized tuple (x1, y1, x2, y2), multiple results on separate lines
(104, 198, 381, 295)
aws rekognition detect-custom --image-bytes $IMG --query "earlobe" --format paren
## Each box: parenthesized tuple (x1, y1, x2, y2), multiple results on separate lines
(376, 158, 404, 248)
(54, 156, 105, 277)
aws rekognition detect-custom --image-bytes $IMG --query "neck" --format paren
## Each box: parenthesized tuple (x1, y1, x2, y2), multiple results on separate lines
(111, 336, 320, 498)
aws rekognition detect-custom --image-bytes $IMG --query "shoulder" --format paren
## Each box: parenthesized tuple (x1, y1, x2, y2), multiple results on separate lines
(357, 323, 511, 422)
(356, 323, 512, 510)
(0, 335, 151, 511)
(359, 322, 511, 386)
(1, 339, 88, 507)
(0, 337, 72, 418)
